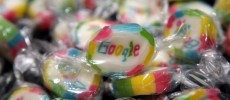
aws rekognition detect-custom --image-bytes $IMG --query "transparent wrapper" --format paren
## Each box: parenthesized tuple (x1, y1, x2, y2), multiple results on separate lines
(42, 48, 102, 100)
(107, 67, 179, 98)
(0, 72, 16, 97)
(164, 9, 217, 64)
(180, 50, 230, 89)
(162, 88, 222, 100)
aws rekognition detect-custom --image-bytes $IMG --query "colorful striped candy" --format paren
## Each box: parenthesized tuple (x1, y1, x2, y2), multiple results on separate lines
(111, 67, 176, 97)
(0, 17, 26, 61)
(174, 88, 221, 100)
(87, 23, 155, 77)
(164, 9, 217, 64)
(9, 86, 50, 100)
(43, 48, 101, 100)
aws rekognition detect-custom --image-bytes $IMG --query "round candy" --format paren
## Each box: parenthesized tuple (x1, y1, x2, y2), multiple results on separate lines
(87, 23, 155, 77)
(117, 0, 168, 26)
(110, 67, 176, 97)
(73, 19, 116, 49)
(164, 9, 217, 64)
(9, 86, 50, 100)
(0, 17, 27, 61)
(43, 48, 101, 99)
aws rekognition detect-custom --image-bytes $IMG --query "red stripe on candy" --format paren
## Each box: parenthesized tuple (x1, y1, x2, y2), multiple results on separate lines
(11, 40, 26, 57)
(166, 16, 176, 28)
(126, 64, 144, 76)
(93, 26, 112, 42)
(153, 68, 172, 94)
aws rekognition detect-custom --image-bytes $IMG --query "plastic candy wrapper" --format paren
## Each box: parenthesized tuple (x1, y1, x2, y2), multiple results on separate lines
(117, 0, 168, 26)
(13, 48, 43, 85)
(5, 81, 50, 100)
(0, 72, 16, 97)
(215, 0, 230, 26)
(164, 9, 217, 64)
(86, 23, 156, 77)
(0, 0, 27, 22)
(72, 19, 116, 50)
(163, 88, 226, 100)
(105, 67, 178, 98)
(0, 17, 27, 61)
(42, 48, 102, 99)
(180, 50, 230, 89)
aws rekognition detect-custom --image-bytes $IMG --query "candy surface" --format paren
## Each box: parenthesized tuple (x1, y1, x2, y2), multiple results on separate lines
(43, 48, 101, 99)
(87, 23, 155, 77)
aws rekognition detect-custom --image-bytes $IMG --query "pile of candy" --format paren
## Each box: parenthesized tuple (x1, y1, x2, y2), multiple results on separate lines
(1, 0, 230, 100)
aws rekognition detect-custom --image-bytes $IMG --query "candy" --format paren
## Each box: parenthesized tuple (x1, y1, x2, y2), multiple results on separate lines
(109, 67, 176, 97)
(28, 0, 55, 30)
(87, 23, 155, 77)
(215, 0, 230, 25)
(73, 19, 116, 49)
(117, 0, 168, 26)
(9, 86, 50, 100)
(174, 88, 221, 100)
(164, 9, 217, 64)
(0, 17, 26, 61)
(43, 48, 101, 99)
(0, 0, 27, 22)
(47, 0, 78, 15)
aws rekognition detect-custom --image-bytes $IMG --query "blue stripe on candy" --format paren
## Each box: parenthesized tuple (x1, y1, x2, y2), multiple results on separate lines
(174, 11, 184, 18)
(68, 48, 81, 57)
(62, 91, 77, 99)
(111, 23, 141, 34)
(8, 33, 24, 49)
(104, 72, 125, 78)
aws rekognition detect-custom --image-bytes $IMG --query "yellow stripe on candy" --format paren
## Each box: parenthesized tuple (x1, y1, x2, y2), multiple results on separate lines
(216, 0, 230, 13)
(164, 28, 170, 37)
(131, 74, 156, 95)
(143, 45, 155, 66)
(92, 74, 100, 86)
(88, 42, 97, 56)
(200, 15, 217, 41)
(188, 89, 206, 100)
(43, 59, 53, 90)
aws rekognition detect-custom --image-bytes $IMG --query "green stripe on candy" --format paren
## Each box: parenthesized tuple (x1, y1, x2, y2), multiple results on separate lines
(140, 28, 155, 47)
(0, 17, 19, 42)
(112, 78, 134, 97)
(184, 9, 205, 17)
(86, 53, 103, 73)
(50, 80, 65, 97)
